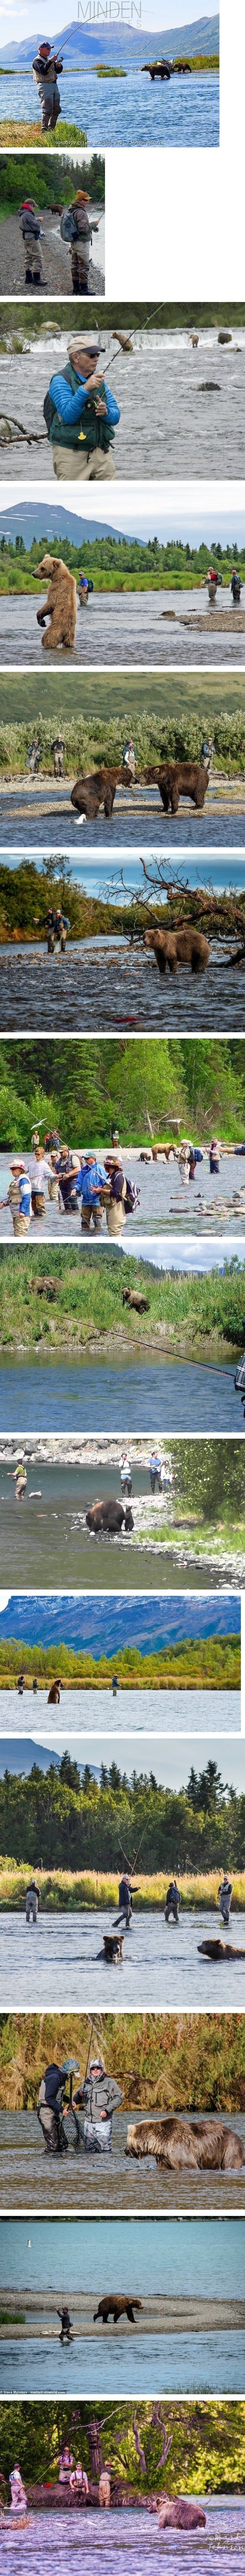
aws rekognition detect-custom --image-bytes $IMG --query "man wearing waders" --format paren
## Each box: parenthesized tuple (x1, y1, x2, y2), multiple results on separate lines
(57, 2306, 73, 2342)
(165, 1878, 181, 1923)
(51, 733, 65, 777)
(219, 1873, 233, 1925)
(118, 1873, 139, 1926)
(149, 1450, 162, 1493)
(75, 2053, 123, 2153)
(37, 2059, 72, 2153)
(120, 1454, 132, 1497)
(20, 199, 44, 288)
(26, 1878, 40, 1923)
(27, 739, 42, 776)
(32, 40, 63, 130)
(47, 331, 120, 483)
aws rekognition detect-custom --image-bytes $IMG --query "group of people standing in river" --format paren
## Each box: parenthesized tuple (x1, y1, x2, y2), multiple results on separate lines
(0, 1129, 140, 1238)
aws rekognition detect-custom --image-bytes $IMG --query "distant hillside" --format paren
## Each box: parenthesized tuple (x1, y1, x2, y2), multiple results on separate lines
(0, 503, 123, 551)
(0, 1737, 61, 1775)
(0, 1592, 240, 1653)
(0, 15, 219, 66)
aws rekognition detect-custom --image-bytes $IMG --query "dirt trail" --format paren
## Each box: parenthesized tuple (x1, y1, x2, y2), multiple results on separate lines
(0, 208, 104, 297)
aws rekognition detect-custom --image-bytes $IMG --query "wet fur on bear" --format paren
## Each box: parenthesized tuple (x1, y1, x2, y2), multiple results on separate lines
(126, 2115, 245, 2169)
(71, 765, 134, 820)
(34, 555, 77, 651)
(144, 926, 209, 976)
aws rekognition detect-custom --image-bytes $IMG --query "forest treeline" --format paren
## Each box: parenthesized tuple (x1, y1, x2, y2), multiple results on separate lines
(0, 1755, 243, 1872)
(0, 151, 104, 214)
(0, 535, 241, 594)
(0, 1636, 238, 1687)
(1, 299, 244, 344)
(0, 2396, 244, 2496)
(0, 1036, 245, 1146)
(3, 705, 245, 770)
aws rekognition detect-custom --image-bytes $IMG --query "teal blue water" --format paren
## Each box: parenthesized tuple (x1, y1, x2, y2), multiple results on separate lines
(0, 2215, 243, 2297)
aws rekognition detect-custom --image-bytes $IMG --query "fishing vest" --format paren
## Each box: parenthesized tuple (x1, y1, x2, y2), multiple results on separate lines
(48, 360, 114, 453)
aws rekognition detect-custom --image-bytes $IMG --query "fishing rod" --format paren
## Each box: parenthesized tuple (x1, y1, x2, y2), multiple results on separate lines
(113, 1830, 146, 1923)
(82, 2014, 96, 2091)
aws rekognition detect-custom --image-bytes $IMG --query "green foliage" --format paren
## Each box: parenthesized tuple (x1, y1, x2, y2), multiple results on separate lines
(1, 1036, 245, 1148)
(0, 2397, 244, 2492)
(0, 149, 104, 214)
(1, 532, 244, 598)
(0, 1749, 242, 1875)
(0, 1635, 238, 1688)
(0, 1241, 244, 1359)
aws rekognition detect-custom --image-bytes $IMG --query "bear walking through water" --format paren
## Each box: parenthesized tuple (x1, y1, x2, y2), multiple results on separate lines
(126, 2115, 245, 2168)
(34, 555, 77, 651)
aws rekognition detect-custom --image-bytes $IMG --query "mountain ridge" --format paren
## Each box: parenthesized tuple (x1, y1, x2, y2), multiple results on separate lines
(0, 16, 219, 66)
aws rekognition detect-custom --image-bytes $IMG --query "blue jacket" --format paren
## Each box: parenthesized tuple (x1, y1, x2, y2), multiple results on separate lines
(49, 371, 120, 429)
(76, 1162, 107, 1204)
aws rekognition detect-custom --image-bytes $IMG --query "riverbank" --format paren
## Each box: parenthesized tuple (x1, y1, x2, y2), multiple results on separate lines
(0, 1639, 238, 1689)
(0, 1244, 243, 1365)
(0, 1866, 245, 1911)
(0, 2292, 242, 2342)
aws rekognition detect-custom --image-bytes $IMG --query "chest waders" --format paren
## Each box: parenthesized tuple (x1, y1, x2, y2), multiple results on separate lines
(48, 362, 114, 455)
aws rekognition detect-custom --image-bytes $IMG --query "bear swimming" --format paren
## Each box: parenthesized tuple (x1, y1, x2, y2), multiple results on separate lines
(126, 2115, 245, 2169)
(144, 927, 209, 977)
(122, 1288, 150, 1311)
(145, 760, 208, 813)
(71, 764, 135, 821)
(158, 2501, 206, 2530)
(85, 1498, 134, 1533)
(93, 2295, 142, 2324)
(34, 556, 77, 652)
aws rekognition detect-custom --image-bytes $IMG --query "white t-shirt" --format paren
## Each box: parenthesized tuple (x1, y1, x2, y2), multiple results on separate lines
(28, 1156, 52, 1189)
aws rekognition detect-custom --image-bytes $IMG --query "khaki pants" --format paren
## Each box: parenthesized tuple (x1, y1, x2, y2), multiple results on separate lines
(31, 1190, 45, 1217)
(52, 442, 116, 482)
(12, 1211, 30, 1237)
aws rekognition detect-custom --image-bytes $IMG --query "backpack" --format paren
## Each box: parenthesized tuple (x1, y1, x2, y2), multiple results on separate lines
(60, 207, 77, 242)
(43, 388, 53, 432)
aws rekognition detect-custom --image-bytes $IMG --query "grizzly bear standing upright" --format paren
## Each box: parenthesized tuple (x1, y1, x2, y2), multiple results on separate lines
(34, 555, 77, 651)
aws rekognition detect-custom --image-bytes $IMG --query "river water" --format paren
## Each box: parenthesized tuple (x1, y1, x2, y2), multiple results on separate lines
(0, 2327, 242, 2395)
(1, 2106, 244, 2215)
(1, 2210, 242, 2297)
(0, 327, 241, 483)
(1, 934, 245, 1033)
(0, 70, 219, 148)
(1, 2509, 245, 2576)
(2, 587, 242, 669)
(1, 1149, 245, 1239)
(0, 1685, 240, 1735)
(0, 1349, 240, 1434)
(1, 1905, 244, 2009)
(0, 804, 244, 854)
(0, 1466, 230, 1591)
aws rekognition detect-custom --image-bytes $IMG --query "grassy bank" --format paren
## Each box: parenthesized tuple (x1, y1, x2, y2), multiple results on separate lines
(1, 1033, 245, 1149)
(0, 120, 87, 145)
(0, 1637, 239, 1688)
(0, 1243, 243, 1363)
(0, 300, 243, 338)
(0, 1864, 245, 1914)
(0, 2009, 243, 2110)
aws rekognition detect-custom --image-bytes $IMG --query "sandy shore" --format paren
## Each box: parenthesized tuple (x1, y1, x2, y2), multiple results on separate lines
(2, 2290, 245, 2336)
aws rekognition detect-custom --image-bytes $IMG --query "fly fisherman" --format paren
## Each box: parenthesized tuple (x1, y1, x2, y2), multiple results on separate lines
(37, 2058, 74, 2153)
(19, 198, 44, 288)
(32, 39, 63, 131)
(60, 189, 100, 295)
(218, 1873, 233, 1925)
(75, 2052, 123, 2153)
(165, 1878, 181, 1923)
(118, 1872, 140, 1926)
(45, 330, 120, 482)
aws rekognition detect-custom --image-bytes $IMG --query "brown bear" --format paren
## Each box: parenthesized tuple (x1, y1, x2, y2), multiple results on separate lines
(85, 1498, 134, 1533)
(47, 1680, 61, 1703)
(126, 2115, 245, 2170)
(158, 2502, 206, 2529)
(145, 760, 208, 812)
(144, 927, 209, 977)
(93, 2295, 142, 2324)
(122, 1288, 149, 1312)
(29, 1275, 58, 1300)
(71, 764, 134, 821)
(34, 556, 77, 652)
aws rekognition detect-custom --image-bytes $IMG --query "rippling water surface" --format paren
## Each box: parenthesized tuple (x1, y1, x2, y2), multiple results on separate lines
(0, 329, 240, 484)
(0, 935, 244, 1031)
(1, 2508, 245, 2575)
(1, 2107, 244, 2214)
(1, 1906, 244, 2010)
(0, 70, 219, 147)
(0, 2327, 242, 2394)
(0, 1349, 239, 1434)
(0, 1684, 239, 1735)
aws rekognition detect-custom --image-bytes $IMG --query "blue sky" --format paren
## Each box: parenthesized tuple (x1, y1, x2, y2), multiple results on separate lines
(0, 6, 217, 44)
(3, 483, 245, 551)
(0, 1731, 242, 1787)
